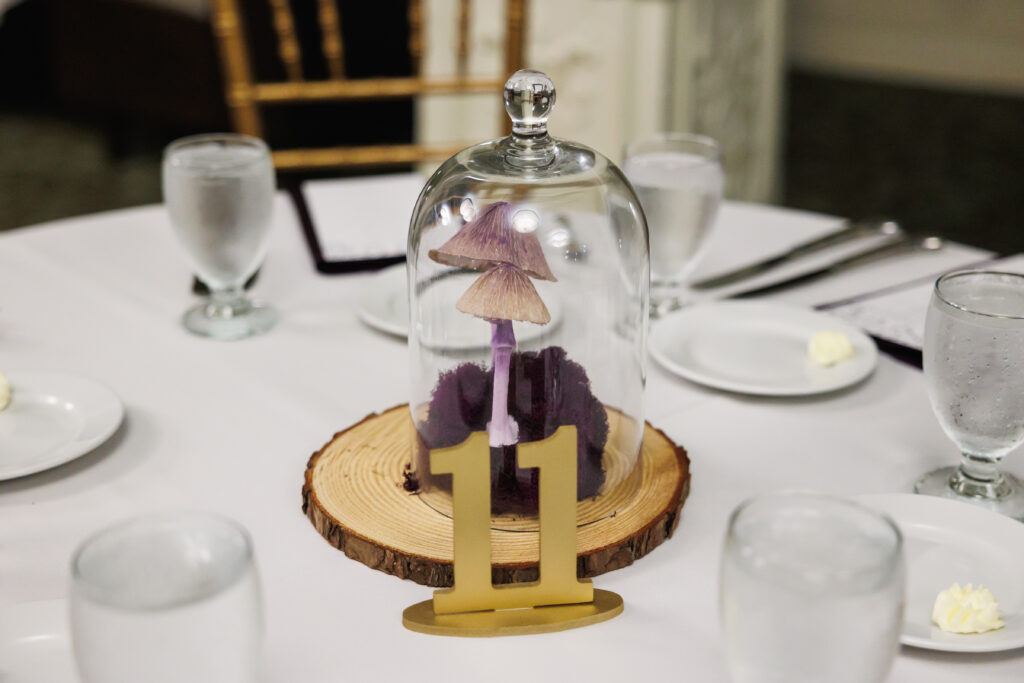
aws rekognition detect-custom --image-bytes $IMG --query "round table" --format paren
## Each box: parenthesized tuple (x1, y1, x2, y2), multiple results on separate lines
(1, 195, 1019, 682)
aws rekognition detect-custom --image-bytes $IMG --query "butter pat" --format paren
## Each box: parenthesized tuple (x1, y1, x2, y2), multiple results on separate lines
(807, 331, 854, 366)
(0, 372, 10, 411)
(932, 583, 1005, 634)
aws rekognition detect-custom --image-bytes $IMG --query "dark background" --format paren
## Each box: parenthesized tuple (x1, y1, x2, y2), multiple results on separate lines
(1, 0, 1021, 255)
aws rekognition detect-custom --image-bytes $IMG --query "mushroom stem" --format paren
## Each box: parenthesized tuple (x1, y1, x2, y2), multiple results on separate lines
(487, 319, 519, 447)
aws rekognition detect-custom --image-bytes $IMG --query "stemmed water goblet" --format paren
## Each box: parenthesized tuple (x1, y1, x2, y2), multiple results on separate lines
(163, 133, 277, 340)
(623, 132, 724, 317)
(916, 270, 1024, 519)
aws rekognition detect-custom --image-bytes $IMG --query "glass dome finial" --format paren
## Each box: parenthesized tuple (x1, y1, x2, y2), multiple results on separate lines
(504, 69, 555, 136)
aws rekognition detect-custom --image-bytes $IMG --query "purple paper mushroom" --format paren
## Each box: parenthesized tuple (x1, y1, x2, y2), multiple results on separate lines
(429, 202, 555, 447)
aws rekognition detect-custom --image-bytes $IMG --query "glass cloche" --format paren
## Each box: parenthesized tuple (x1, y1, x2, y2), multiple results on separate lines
(406, 70, 649, 527)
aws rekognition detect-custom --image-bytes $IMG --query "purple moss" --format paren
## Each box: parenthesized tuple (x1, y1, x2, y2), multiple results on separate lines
(414, 345, 608, 513)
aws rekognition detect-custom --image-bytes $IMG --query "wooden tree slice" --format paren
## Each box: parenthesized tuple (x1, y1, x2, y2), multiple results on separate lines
(302, 404, 690, 587)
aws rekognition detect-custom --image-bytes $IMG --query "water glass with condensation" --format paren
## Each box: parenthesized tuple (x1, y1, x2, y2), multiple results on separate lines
(916, 270, 1024, 520)
(623, 132, 723, 316)
(70, 512, 263, 683)
(720, 493, 905, 683)
(163, 133, 277, 340)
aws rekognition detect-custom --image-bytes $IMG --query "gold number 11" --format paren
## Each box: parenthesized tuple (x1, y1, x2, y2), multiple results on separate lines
(430, 426, 594, 614)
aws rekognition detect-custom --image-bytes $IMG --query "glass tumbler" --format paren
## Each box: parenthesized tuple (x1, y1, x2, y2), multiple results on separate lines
(70, 512, 263, 683)
(720, 493, 904, 683)
(623, 132, 723, 317)
(163, 133, 277, 340)
(916, 270, 1024, 519)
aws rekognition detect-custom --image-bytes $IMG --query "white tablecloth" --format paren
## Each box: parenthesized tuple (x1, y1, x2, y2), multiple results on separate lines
(1, 196, 1021, 682)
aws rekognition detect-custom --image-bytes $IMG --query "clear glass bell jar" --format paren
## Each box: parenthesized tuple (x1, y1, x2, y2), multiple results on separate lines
(406, 69, 649, 528)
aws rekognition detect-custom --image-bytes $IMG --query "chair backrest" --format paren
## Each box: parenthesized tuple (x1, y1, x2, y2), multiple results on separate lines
(211, 0, 527, 170)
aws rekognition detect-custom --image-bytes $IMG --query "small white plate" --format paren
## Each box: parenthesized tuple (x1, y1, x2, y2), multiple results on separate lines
(857, 493, 1024, 653)
(0, 371, 124, 481)
(0, 599, 77, 683)
(650, 301, 877, 396)
(357, 264, 563, 350)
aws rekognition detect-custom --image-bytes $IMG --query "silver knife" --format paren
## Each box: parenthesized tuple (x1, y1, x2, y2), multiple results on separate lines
(689, 220, 901, 290)
(729, 234, 945, 299)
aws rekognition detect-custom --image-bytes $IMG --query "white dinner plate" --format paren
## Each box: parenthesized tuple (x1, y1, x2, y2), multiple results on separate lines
(0, 600, 77, 683)
(356, 263, 563, 350)
(650, 301, 877, 396)
(857, 493, 1024, 652)
(0, 371, 124, 481)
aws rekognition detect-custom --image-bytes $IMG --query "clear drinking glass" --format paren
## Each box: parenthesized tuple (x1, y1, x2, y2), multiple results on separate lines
(916, 270, 1024, 519)
(720, 493, 905, 683)
(70, 512, 263, 683)
(163, 133, 277, 340)
(623, 132, 724, 316)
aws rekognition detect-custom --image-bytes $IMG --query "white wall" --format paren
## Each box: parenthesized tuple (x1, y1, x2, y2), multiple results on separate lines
(788, 0, 1024, 95)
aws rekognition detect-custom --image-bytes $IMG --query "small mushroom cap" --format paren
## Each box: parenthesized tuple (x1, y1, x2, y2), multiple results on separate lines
(429, 202, 556, 282)
(456, 263, 551, 324)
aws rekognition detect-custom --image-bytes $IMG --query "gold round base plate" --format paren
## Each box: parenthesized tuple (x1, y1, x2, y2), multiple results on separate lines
(402, 589, 624, 637)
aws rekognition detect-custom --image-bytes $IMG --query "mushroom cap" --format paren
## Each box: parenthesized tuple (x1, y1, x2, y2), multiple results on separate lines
(456, 263, 551, 324)
(429, 202, 556, 282)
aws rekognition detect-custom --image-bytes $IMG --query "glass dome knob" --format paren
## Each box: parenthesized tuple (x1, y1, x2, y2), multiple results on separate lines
(504, 69, 555, 136)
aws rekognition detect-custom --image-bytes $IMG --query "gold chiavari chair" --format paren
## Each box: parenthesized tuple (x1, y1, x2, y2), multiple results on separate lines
(211, 0, 528, 170)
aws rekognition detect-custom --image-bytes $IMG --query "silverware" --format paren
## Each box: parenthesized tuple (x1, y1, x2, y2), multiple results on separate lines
(689, 219, 902, 290)
(730, 234, 945, 299)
